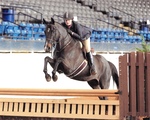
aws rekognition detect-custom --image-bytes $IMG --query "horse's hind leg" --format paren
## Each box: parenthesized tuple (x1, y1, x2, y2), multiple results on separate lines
(87, 79, 104, 100)
(99, 76, 111, 100)
(43, 56, 55, 82)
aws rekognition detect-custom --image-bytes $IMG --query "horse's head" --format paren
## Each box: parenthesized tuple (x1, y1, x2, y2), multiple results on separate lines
(43, 18, 69, 52)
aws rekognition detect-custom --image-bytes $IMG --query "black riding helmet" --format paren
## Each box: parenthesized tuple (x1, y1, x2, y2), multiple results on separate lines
(63, 12, 73, 20)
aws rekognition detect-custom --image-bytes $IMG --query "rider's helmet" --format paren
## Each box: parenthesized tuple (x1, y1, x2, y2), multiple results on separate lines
(63, 12, 74, 20)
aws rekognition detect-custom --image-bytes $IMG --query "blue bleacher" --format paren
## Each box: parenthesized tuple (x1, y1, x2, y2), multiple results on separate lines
(33, 23, 39, 32)
(0, 20, 145, 44)
(89, 28, 144, 43)
(0, 21, 9, 34)
(39, 24, 46, 31)
(0, 21, 47, 40)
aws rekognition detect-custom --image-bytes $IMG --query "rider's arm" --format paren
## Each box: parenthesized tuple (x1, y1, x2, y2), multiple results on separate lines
(75, 22, 92, 40)
(72, 32, 81, 39)
(67, 29, 81, 40)
(75, 22, 83, 40)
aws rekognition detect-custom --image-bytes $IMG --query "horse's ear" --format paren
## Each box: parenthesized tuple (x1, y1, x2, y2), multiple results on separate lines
(43, 18, 48, 24)
(51, 18, 55, 24)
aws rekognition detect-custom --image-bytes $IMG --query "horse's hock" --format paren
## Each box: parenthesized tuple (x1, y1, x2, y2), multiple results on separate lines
(0, 88, 119, 120)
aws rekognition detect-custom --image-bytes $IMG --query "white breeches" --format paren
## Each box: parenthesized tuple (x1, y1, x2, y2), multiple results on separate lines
(82, 38, 91, 53)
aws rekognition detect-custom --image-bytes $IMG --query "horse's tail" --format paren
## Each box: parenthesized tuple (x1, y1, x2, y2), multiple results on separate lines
(108, 61, 119, 89)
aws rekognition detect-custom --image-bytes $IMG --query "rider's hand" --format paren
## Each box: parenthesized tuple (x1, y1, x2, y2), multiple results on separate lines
(82, 37, 87, 40)
(67, 29, 73, 35)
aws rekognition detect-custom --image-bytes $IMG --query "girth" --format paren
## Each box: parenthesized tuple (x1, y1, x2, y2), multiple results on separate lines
(67, 60, 87, 78)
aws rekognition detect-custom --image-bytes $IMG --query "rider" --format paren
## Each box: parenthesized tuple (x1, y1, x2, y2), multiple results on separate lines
(61, 12, 97, 75)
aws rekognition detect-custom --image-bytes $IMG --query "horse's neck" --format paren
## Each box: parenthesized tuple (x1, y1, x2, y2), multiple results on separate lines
(57, 32, 75, 51)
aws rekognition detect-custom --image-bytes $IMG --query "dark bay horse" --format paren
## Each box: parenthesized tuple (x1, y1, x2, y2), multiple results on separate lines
(43, 18, 119, 99)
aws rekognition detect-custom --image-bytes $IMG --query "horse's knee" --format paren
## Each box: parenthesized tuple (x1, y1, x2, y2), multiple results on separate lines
(45, 56, 49, 61)
(57, 57, 63, 63)
(44, 56, 52, 62)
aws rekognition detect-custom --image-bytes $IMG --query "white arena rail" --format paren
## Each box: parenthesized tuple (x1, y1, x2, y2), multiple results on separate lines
(0, 88, 119, 120)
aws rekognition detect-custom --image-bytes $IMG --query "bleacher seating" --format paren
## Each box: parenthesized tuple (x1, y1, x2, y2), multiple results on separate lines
(0, 0, 150, 51)
(0, 21, 46, 40)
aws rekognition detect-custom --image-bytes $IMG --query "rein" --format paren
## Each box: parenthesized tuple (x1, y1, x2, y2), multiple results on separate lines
(57, 32, 72, 52)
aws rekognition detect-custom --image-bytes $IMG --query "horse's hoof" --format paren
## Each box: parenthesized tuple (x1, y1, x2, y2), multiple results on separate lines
(52, 75, 58, 82)
(99, 97, 108, 100)
(45, 74, 51, 82)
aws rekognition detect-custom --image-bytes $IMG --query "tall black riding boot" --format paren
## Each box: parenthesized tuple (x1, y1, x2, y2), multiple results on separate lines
(86, 52, 97, 75)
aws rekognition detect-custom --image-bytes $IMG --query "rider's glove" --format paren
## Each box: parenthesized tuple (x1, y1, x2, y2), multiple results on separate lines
(67, 29, 73, 35)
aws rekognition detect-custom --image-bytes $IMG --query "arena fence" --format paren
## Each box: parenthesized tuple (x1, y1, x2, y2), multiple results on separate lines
(119, 52, 150, 119)
(0, 88, 119, 120)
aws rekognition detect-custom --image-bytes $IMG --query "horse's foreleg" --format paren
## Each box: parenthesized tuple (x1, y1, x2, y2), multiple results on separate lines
(52, 57, 63, 82)
(43, 56, 54, 82)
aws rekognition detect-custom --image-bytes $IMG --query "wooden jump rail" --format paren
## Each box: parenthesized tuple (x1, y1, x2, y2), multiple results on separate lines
(0, 88, 119, 120)
(0, 88, 119, 97)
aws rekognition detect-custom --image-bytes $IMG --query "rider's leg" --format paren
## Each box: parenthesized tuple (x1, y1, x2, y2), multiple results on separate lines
(82, 38, 97, 75)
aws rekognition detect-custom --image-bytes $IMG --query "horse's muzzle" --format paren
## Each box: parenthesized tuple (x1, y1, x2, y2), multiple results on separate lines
(44, 42, 52, 53)
(44, 46, 51, 53)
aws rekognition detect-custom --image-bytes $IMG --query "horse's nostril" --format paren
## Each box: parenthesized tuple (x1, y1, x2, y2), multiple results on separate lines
(44, 47, 51, 53)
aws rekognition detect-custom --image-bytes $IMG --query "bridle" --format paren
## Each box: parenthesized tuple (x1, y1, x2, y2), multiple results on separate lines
(45, 23, 72, 53)
(44, 25, 58, 52)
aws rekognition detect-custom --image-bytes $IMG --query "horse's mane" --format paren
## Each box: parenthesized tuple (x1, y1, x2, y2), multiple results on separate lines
(55, 21, 79, 43)
(55, 21, 67, 32)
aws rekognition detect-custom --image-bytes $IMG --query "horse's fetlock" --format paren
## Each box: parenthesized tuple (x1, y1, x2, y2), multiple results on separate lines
(52, 70, 56, 75)
(43, 69, 47, 73)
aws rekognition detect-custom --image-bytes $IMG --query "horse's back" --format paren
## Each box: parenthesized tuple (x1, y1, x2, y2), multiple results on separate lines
(93, 54, 112, 78)
(94, 54, 110, 69)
